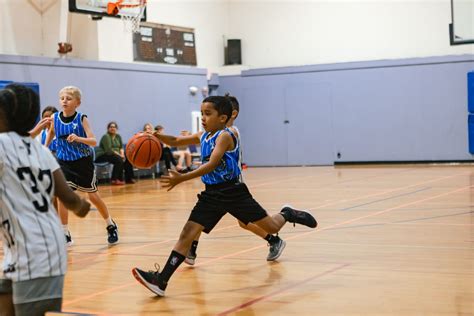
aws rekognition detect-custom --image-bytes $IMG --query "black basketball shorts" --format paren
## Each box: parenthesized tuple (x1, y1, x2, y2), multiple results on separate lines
(58, 155, 98, 193)
(188, 182, 268, 233)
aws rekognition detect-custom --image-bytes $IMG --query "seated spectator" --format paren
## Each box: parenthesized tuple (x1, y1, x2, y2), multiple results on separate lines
(172, 130, 193, 173)
(95, 121, 135, 185)
(155, 125, 178, 170)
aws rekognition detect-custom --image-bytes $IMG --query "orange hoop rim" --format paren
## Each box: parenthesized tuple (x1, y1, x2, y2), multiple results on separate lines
(110, 0, 146, 9)
(107, 0, 146, 15)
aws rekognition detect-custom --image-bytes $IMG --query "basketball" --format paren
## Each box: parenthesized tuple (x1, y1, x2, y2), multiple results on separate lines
(126, 133, 162, 169)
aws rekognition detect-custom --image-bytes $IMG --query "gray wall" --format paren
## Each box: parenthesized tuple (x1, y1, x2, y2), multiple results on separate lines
(0, 54, 208, 141)
(219, 55, 474, 166)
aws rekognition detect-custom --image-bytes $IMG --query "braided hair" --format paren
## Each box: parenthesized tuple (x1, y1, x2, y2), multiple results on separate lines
(0, 84, 40, 136)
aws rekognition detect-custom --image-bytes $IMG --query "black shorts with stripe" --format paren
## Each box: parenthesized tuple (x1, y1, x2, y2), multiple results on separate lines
(58, 155, 97, 193)
(188, 181, 268, 233)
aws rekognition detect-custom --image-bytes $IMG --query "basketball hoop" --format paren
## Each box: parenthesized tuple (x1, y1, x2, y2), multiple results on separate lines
(107, 0, 147, 33)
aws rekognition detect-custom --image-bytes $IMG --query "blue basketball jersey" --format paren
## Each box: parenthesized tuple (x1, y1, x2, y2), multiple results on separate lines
(40, 129, 57, 152)
(53, 112, 92, 161)
(200, 128, 241, 185)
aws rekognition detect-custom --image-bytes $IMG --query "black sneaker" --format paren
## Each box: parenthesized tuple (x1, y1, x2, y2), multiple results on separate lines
(280, 205, 317, 228)
(185, 248, 197, 266)
(132, 266, 167, 296)
(107, 221, 119, 244)
(267, 237, 286, 261)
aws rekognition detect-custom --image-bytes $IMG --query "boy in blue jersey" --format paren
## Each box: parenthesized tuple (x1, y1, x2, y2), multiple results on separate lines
(186, 94, 286, 265)
(45, 86, 118, 246)
(132, 96, 317, 297)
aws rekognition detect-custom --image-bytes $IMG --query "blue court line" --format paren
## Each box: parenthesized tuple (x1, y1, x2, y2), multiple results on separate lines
(340, 187, 431, 211)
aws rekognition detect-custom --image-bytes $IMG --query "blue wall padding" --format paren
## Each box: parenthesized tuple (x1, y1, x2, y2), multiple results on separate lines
(468, 71, 474, 113)
(0, 81, 40, 95)
(469, 114, 474, 154)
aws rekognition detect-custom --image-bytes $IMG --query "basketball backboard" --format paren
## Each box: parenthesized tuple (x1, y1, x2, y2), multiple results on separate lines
(68, 0, 146, 21)
(450, 0, 474, 45)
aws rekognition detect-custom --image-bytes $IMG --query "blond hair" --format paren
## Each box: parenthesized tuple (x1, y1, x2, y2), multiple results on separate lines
(59, 86, 82, 100)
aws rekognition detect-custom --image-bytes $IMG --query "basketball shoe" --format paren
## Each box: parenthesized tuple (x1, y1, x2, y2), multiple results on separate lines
(267, 236, 286, 261)
(185, 247, 197, 265)
(107, 221, 119, 244)
(280, 205, 317, 228)
(132, 265, 167, 296)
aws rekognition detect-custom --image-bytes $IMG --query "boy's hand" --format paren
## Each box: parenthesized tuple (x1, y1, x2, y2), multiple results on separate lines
(67, 133, 79, 143)
(37, 117, 52, 130)
(160, 170, 184, 191)
(73, 199, 91, 218)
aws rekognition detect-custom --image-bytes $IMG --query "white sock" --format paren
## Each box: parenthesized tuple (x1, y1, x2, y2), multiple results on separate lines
(62, 225, 69, 235)
(105, 216, 114, 226)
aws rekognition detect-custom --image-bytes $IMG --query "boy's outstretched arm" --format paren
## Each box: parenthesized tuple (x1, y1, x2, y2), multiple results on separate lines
(53, 169, 90, 217)
(44, 122, 55, 147)
(29, 117, 51, 138)
(160, 132, 233, 191)
(153, 131, 202, 147)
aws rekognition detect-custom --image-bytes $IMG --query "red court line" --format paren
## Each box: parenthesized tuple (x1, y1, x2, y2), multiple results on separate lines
(61, 307, 116, 316)
(68, 223, 239, 264)
(63, 281, 136, 307)
(309, 173, 467, 211)
(281, 185, 473, 245)
(63, 184, 471, 307)
(217, 263, 350, 315)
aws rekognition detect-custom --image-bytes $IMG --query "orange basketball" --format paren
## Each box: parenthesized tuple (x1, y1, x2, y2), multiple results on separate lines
(126, 133, 162, 169)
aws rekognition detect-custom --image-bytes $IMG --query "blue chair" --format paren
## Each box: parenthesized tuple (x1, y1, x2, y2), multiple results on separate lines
(92, 147, 113, 183)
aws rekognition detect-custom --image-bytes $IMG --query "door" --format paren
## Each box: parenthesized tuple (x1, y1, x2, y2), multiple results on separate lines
(285, 83, 334, 165)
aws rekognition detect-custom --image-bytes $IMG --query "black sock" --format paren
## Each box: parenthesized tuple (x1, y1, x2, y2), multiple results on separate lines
(190, 240, 199, 253)
(264, 234, 279, 244)
(161, 250, 185, 282)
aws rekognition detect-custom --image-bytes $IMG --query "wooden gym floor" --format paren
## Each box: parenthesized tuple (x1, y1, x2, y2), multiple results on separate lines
(3, 165, 474, 315)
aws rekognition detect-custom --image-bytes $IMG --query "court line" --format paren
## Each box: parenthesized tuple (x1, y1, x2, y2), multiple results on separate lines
(209, 185, 473, 313)
(61, 307, 116, 316)
(391, 222, 474, 226)
(340, 187, 431, 211)
(67, 224, 238, 264)
(309, 172, 467, 211)
(62, 181, 470, 308)
(63, 281, 137, 307)
(216, 263, 350, 315)
(298, 185, 472, 238)
(325, 211, 473, 231)
(306, 241, 473, 251)
(63, 224, 325, 307)
(393, 210, 473, 223)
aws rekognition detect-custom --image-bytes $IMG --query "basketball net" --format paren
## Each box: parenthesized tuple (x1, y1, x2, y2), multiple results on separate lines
(107, 0, 147, 33)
